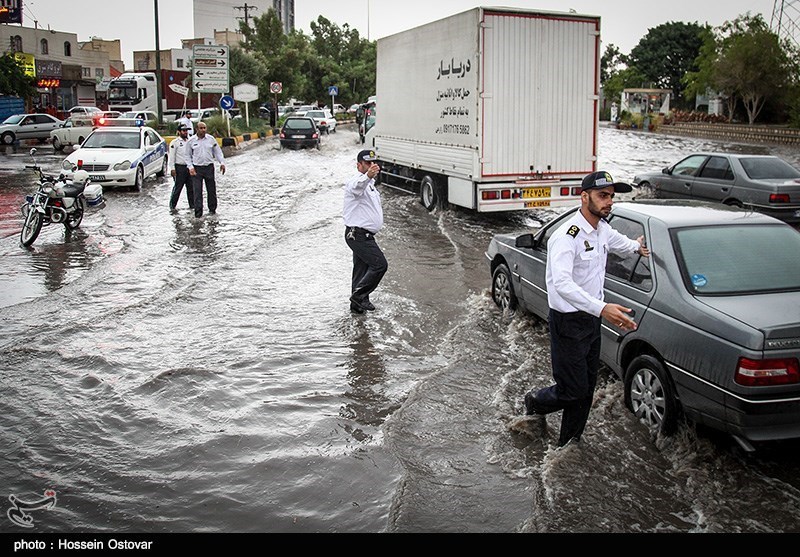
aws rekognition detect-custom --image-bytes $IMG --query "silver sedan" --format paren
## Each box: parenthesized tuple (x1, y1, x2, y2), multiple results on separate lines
(485, 200, 800, 451)
(633, 153, 800, 223)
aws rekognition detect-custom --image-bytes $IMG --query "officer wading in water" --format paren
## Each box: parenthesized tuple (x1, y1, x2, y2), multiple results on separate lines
(343, 149, 388, 314)
(524, 171, 650, 447)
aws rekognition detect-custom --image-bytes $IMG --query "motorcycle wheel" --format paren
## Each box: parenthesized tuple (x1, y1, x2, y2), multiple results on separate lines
(20, 208, 43, 247)
(64, 198, 85, 230)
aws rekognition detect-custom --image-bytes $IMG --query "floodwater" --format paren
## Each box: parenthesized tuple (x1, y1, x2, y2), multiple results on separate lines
(1, 126, 799, 533)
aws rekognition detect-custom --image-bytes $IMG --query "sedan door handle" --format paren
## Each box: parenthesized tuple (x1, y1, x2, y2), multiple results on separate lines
(684, 182, 691, 188)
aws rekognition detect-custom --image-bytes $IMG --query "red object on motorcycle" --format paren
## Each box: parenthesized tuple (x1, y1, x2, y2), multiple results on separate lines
(77, 160, 83, 169)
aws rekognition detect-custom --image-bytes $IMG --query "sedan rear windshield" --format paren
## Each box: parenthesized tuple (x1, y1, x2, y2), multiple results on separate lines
(283, 119, 313, 130)
(674, 224, 800, 295)
(739, 157, 800, 180)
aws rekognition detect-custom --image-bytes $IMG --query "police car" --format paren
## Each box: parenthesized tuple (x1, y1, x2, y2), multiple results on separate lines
(61, 126, 168, 190)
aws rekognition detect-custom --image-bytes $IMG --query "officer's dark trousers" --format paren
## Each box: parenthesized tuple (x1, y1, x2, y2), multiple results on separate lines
(169, 164, 193, 210)
(345, 227, 388, 303)
(531, 309, 601, 446)
(192, 164, 216, 216)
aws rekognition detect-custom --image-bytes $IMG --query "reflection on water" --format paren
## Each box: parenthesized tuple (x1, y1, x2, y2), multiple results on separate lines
(171, 215, 220, 256)
(341, 322, 392, 433)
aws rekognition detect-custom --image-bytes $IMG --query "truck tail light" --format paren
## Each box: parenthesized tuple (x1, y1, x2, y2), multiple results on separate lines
(769, 193, 790, 203)
(482, 191, 499, 200)
(735, 357, 800, 386)
(501, 190, 511, 199)
(560, 187, 570, 196)
(572, 187, 581, 196)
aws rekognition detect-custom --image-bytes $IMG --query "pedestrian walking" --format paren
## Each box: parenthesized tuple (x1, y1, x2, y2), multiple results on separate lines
(343, 149, 388, 314)
(168, 124, 193, 214)
(524, 171, 650, 447)
(187, 122, 226, 218)
(178, 111, 194, 136)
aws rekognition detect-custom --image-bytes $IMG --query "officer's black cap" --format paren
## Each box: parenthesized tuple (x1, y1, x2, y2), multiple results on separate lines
(581, 171, 632, 193)
(357, 149, 377, 163)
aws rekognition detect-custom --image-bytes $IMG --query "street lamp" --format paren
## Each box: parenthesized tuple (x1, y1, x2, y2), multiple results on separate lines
(154, 0, 163, 125)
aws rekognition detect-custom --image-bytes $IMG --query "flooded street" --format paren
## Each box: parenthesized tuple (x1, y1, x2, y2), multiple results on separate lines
(1, 126, 799, 533)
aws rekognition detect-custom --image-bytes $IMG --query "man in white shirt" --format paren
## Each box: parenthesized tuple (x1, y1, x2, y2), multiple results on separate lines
(178, 111, 194, 136)
(187, 121, 226, 218)
(343, 149, 387, 313)
(524, 171, 650, 447)
(168, 125, 192, 214)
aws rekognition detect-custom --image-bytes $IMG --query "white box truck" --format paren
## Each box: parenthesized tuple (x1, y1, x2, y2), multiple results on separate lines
(367, 7, 601, 212)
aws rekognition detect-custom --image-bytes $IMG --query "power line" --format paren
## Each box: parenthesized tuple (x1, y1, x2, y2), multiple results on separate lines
(771, 0, 800, 49)
(234, 3, 259, 29)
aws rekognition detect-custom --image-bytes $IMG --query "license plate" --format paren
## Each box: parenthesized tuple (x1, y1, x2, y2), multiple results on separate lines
(292, 135, 306, 139)
(525, 200, 551, 208)
(89, 175, 105, 181)
(795, 210, 800, 218)
(522, 187, 551, 199)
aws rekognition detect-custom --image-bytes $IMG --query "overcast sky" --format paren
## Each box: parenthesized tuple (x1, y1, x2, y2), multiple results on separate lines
(21, 0, 779, 67)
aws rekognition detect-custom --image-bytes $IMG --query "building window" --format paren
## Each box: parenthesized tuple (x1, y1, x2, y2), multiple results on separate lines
(95, 68, 104, 78)
(11, 35, 22, 52)
(82, 67, 91, 78)
(176, 58, 184, 68)
(40, 39, 48, 55)
(64, 42, 72, 56)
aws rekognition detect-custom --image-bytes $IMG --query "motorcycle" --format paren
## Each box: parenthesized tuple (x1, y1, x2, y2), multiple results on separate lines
(19, 148, 104, 247)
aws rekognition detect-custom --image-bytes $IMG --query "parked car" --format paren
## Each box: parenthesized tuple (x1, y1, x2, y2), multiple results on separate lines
(50, 116, 95, 151)
(61, 126, 168, 191)
(0, 113, 64, 144)
(332, 104, 346, 114)
(67, 106, 101, 116)
(120, 111, 160, 124)
(304, 109, 337, 134)
(278, 117, 320, 150)
(186, 108, 218, 123)
(633, 153, 800, 223)
(93, 111, 122, 126)
(347, 104, 360, 115)
(486, 199, 800, 451)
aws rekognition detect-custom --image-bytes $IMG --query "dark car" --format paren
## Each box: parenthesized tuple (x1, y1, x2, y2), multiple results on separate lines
(633, 153, 800, 223)
(485, 200, 800, 451)
(279, 117, 320, 150)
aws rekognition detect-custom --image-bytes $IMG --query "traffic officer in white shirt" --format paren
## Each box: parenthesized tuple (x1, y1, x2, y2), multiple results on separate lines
(187, 121, 226, 218)
(168, 124, 193, 214)
(178, 111, 194, 136)
(344, 149, 387, 314)
(524, 170, 650, 447)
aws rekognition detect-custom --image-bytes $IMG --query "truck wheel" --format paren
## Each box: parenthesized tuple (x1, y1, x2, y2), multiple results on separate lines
(420, 175, 442, 211)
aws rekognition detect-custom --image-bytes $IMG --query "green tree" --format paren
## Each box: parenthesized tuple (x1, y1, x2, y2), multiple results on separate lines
(714, 14, 795, 125)
(0, 54, 36, 99)
(239, 9, 286, 56)
(602, 66, 648, 112)
(629, 22, 708, 108)
(600, 43, 628, 84)
(228, 47, 268, 115)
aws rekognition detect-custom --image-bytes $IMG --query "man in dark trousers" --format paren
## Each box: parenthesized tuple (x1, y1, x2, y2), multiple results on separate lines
(524, 171, 650, 447)
(343, 149, 388, 314)
(187, 121, 225, 218)
(168, 124, 192, 214)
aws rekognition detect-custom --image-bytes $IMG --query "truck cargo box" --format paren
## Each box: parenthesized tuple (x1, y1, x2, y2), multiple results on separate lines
(373, 7, 601, 212)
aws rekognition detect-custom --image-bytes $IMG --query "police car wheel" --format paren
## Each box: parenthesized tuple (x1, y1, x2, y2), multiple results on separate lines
(491, 263, 517, 312)
(133, 165, 144, 191)
(156, 156, 167, 177)
(624, 355, 679, 436)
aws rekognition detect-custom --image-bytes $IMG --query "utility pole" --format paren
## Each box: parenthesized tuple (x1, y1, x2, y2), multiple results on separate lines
(154, 0, 163, 125)
(234, 3, 259, 29)
(771, 0, 800, 49)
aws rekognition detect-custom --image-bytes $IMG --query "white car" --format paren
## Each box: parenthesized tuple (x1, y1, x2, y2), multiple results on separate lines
(304, 109, 337, 134)
(50, 116, 96, 151)
(61, 126, 168, 190)
(68, 106, 101, 117)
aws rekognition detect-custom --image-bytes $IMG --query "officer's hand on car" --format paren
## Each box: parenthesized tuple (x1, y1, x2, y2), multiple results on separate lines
(601, 303, 637, 331)
(636, 236, 650, 257)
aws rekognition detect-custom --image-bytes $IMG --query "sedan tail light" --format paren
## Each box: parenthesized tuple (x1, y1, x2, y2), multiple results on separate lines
(769, 193, 790, 203)
(735, 357, 800, 386)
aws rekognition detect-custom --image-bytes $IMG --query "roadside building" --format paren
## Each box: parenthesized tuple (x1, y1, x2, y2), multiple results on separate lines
(0, 24, 113, 116)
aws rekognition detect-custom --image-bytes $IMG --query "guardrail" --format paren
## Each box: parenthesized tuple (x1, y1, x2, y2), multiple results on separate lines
(659, 122, 800, 145)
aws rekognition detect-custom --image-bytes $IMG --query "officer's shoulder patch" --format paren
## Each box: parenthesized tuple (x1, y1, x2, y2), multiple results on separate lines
(566, 225, 580, 238)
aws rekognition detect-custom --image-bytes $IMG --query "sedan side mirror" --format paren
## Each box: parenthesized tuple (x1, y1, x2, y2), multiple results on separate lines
(515, 233, 536, 249)
(72, 144, 81, 152)
(662, 166, 672, 175)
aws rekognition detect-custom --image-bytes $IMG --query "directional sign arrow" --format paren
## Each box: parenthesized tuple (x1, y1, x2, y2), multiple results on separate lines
(192, 45, 230, 58)
(195, 58, 227, 68)
(194, 69, 229, 80)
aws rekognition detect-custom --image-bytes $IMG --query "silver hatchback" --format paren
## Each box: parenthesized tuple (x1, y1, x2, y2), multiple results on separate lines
(633, 153, 800, 223)
(486, 200, 800, 451)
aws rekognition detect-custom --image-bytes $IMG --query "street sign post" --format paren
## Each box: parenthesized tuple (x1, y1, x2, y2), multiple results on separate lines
(270, 82, 283, 128)
(328, 86, 339, 115)
(220, 95, 235, 138)
(192, 45, 229, 94)
(233, 83, 259, 128)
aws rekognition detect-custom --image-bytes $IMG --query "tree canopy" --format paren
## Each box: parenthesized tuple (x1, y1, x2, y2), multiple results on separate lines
(628, 21, 708, 107)
(237, 10, 375, 108)
(0, 54, 36, 99)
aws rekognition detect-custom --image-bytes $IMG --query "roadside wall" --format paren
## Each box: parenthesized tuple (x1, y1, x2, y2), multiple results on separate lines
(658, 122, 800, 145)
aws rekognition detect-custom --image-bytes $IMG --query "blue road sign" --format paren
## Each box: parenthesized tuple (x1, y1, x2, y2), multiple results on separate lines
(220, 95, 235, 110)
(328, 86, 339, 96)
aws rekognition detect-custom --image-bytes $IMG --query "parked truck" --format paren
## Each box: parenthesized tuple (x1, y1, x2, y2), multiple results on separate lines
(367, 6, 601, 212)
(107, 70, 222, 121)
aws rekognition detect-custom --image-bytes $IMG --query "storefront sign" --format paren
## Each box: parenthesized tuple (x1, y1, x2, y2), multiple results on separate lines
(37, 78, 60, 88)
(0, 0, 23, 24)
(35, 60, 62, 78)
(14, 52, 35, 78)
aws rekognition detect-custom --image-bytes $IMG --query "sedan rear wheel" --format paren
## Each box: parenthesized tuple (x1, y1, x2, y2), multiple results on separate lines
(491, 263, 517, 312)
(2, 131, 15, 145)
(624, 355, 679, 436)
